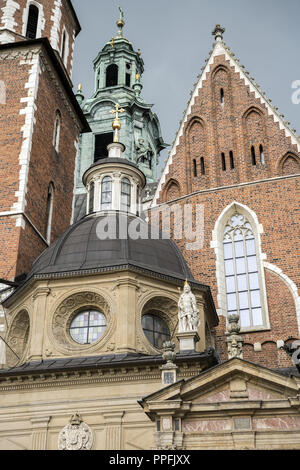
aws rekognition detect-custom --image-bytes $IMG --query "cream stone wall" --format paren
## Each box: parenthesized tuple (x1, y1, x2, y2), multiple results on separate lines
(0, 355, 213, 450)
(3, 270, 214, 367)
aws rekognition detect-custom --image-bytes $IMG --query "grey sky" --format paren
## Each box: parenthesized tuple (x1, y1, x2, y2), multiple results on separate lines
(72, 0, 300, 173)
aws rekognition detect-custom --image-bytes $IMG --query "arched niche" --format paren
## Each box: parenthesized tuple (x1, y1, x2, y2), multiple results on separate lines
(277, 152, 300, 176)
(6, 310, 30, 367)
(211, 65, 230, 106)
(138, 296, 178, 354)
(164, 179, 181, 203)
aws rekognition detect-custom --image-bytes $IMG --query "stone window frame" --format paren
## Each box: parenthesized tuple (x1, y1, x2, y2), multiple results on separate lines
(45, 182, 54, 244)
(22, 0, 45, 39)
(87, 172, 137, 214)
(53, 110, 61, 153)
(51, 291, 114, 354)
(60, 26, 69, 68)
(211, 202, 270, 333)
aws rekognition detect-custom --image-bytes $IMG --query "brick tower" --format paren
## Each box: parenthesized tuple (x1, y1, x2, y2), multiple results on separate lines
(0, 0, 89, 283)
(152, 25, 300, 369)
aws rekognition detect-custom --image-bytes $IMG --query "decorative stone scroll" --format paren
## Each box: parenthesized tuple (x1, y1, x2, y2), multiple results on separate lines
(58, 413, 93, 451)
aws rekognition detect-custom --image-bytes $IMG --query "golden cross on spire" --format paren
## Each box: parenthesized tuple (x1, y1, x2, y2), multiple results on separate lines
(110, 103, 125, 142)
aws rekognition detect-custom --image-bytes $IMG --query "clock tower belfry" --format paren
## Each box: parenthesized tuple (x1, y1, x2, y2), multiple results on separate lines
(73, 8, 166, 221)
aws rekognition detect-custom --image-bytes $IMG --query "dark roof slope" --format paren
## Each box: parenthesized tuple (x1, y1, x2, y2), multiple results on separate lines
(27, 213, 192, 280)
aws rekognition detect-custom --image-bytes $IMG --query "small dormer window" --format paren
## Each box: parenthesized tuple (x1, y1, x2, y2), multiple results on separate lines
(101, 176, 112, 210)
(106, 64, 118, 87)
(26, 4, 39, 39)
(89, 182, 95, 214)
(121, 178, 131, 212)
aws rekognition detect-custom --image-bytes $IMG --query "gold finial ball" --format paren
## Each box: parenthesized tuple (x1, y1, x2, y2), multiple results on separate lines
(112, 118, 121, 131)
(117, 19, 125, 29)
(137, 49, 142, 56)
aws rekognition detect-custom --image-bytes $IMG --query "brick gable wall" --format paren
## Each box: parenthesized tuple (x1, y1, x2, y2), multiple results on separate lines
(154, 51, 300, 367)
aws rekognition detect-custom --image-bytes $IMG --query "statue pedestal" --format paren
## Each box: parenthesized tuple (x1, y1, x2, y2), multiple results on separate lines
(160, 363, 178, 386)
(176, 331, 200, 353)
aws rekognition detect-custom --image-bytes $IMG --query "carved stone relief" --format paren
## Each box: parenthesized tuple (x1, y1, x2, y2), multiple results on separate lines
(58, 413, 93, 451)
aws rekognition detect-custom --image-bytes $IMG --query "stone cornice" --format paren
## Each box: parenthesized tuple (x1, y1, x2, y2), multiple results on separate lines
(0, 364, 205, 393)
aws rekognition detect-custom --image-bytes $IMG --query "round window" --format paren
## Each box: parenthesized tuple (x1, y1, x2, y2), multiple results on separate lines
(142, 313, 170, 349)
(70, 310, 107, 345)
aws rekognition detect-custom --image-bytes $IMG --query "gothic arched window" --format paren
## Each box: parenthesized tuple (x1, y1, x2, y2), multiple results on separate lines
(101, 176, 112, 210)
(53, 111, 61, 152)
(251, 146, 256, 166)
(121, 178, 131, 212)
(26, 4, 39, 39)
(200, 157, 205, 175)
(193, 159, 197, 177)
(220, 88, 224, 105)
(223, 213, 264, 329)
(229, 151, 235, 169)
(106, 64, 118, 87)
(45, 183, 54, 243)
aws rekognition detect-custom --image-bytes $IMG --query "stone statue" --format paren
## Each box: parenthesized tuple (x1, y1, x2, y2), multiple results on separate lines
(58, 413, 93, 450)
(136, 138, 153, 168)
(226, 314, 243, 359)
(178, 282, 200, 333)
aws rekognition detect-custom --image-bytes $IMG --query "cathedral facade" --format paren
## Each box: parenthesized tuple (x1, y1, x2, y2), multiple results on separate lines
(0, 2, 299, 451)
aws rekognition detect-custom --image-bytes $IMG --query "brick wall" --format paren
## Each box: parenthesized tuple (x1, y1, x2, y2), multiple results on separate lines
(0, 42, 80, 280)
(155, 52, 300, 368)
(0, 0, 78, 77)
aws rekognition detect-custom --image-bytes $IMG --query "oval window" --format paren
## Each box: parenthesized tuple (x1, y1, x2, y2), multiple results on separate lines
(70, 310, 107, 345)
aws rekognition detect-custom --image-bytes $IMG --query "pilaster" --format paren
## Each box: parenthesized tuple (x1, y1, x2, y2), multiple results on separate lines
(116, 278, 138, 352)
(103, 411, 125, 450)
(28, 287, 51, 362)
(31, 416, 51, 450)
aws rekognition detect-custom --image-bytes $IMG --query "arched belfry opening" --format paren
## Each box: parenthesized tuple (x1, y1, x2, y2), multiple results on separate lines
(26, 4, 39, 39)
(106, 64, 119, 87)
